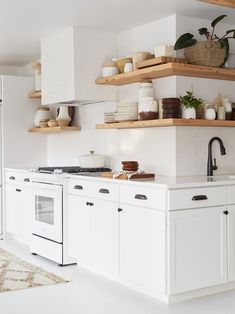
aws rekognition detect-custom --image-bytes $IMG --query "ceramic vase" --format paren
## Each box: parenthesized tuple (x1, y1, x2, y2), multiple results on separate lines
(56, 106, 72, 126)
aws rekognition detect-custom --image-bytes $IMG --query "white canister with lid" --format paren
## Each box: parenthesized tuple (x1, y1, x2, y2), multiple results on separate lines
(138, 81, 155, 104)
(205, 104, 216, 120)
(34, 106, 51, 127)
(79, 151, 105, 168)
(138, 97, 158, 120)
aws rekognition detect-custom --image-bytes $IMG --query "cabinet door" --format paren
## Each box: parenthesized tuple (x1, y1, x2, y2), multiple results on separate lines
(5, 184, 22, 236)
(68, 195, 92, 265)
(169, 207, 227, 294)
(91, 199, 119, 276)
(120, 204, 166, 294)
(228, 205, 235, 281)
(20, 186, 34, 244)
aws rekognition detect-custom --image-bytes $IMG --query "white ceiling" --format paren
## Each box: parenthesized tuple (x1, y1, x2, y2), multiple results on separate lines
(0, 0, 234, 66)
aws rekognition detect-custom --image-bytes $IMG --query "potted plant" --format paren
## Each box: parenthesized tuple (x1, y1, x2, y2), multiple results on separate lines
(174, 15, 235, 67)
(180, 91, 203, 119)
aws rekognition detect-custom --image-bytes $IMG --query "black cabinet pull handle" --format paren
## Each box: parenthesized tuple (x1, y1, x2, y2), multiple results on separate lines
(16, 189, 21, 192)
(86, 202, 94, 206)
(192, 195, 208, 201)
(223, 210, 229, 215)
(74, 185, 83, 190)
(135, 194, 147, 200)
(9, 176, 15, 180)
(118, 208, 123, 212)
(99, 188, 110, 194)
(24, 178, 30, 182)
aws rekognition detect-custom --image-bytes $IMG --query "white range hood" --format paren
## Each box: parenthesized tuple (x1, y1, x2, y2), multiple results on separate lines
(41, 27, 118, 105)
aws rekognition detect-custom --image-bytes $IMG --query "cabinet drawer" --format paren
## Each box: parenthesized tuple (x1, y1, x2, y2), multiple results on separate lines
(68, 179, 119, 202)
(227, 186, 235, 204)
(5, 171, 31, 185)
(120, 185, 166, 210)
(68, 179, 93, 197)
(169, 186, 226, 210)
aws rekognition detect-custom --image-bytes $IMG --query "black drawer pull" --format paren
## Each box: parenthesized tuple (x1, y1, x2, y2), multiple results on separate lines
(118, 208, 123, 212)
(223, 210, 229, 215)
(192, 195, 208, 201)
(86, 202, 94, 206)
(74, 185, 83, 190)
(99, 188, 110, 194)
(9, 176, 15, 180)
(135, 194, 147, 200)
(16, 189, 21, 192)
(24, 178, 30, 182)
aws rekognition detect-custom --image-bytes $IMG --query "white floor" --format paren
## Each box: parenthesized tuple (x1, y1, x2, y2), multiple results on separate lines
(0, 240, 235, 314)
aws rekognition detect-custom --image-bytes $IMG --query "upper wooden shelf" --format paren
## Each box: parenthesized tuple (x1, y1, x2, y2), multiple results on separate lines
(198, 0, 235, 8)
(28, 91, 42, 99)
(96, 119, 235, 129)
(28, 126, 81, 133)
(95, 63, 235, 86)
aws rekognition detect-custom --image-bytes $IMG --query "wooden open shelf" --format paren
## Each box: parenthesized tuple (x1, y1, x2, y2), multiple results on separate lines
(28, 91, 42, 99)
(96, 119, 235, 129)
(95, 63, 235, 86)
(198, 0, 235, 9)
(28, 126, 81, 133)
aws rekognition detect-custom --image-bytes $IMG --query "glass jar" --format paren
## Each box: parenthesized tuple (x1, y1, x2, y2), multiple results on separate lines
(217, 105, 226, 120)
(138, 81, 155, 104)
(138, 97, 158, 120)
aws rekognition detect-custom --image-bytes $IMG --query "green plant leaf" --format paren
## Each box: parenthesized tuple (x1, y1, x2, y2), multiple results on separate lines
(220, 38, 230, 65)
(211, 15, 227, 28)
(174, 33, 195, 50)
(226, 29, 235, 35)
(198, 28, 208, 36)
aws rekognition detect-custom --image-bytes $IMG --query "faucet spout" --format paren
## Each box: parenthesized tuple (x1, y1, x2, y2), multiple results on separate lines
(207, 137, 226, 177)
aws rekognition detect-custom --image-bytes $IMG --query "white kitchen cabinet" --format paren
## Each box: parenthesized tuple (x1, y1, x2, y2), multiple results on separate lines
(68, 195, 92, 265)
(41, 27, 118, 105)
(120, 204, 166, 294)
(91, 199, 119, 276)
(168, 207, 227, 294)
(5, 181, 33, 243)
(228, 205, 235, 281)
(68, 193, 119, 276)
(5, 184, 22, 236)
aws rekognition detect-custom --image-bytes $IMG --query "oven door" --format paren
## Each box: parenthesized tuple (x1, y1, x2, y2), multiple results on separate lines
(31, 182, 63, 243)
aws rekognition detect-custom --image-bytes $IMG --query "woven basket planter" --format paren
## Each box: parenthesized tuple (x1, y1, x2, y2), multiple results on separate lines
(184, 41, 225, 67)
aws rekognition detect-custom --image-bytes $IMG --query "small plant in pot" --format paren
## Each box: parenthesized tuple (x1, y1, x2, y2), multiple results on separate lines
(180, 91, 203, 119)
(174, 15, 235, 67)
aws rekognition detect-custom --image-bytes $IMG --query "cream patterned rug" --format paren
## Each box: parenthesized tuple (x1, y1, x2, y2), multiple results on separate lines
(0, 248, 68, 293)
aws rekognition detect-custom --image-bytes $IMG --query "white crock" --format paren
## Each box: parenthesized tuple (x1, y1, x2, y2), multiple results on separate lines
(182, 106, 196, 119)
(79, 151, 105, 168)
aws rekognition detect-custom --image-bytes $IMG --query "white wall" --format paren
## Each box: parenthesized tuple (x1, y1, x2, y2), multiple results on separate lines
(46, 14, 235, 177)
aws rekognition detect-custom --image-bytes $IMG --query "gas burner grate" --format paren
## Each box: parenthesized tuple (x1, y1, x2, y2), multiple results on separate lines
(37, 166, 112, 174)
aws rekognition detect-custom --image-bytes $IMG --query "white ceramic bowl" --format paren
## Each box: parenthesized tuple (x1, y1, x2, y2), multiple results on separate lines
(102, 67, 119, 77)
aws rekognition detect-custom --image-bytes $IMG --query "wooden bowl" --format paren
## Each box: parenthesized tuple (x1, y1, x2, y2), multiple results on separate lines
(39, 119, 49, 128)
(56, 119, 70, 126)
(48, 119, 58, 127)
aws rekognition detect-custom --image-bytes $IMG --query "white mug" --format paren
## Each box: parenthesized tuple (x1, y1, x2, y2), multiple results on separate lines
(124, 62, 134, 73)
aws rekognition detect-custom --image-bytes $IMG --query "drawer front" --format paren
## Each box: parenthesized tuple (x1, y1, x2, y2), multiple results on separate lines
(120, 185, 166, 210)
(227, 186, 235, 204)
(169, 186, 226, 210)
(68, 179, 119, 202)
(5, 171, 31, 185)
(68, 179, 93, 197)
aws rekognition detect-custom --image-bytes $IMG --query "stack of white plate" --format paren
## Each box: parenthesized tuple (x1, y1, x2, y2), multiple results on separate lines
(114, 102, 138, 122)
(104, 112, 116, 123)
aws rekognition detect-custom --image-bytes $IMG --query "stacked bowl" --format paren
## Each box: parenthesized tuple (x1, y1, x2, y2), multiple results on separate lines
(162, 98, 181, 119)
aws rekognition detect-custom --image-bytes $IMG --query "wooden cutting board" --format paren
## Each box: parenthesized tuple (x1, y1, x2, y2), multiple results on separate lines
(136, 56, 188, 69)
(101, 172, 155, 180)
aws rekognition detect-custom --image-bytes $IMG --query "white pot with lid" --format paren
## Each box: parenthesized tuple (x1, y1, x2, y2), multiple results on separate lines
(79, 151, 105, 168)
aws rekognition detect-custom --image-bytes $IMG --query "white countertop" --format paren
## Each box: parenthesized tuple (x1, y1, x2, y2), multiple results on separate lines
(68, 173, 235, 189)
(5, 167, 235, 189)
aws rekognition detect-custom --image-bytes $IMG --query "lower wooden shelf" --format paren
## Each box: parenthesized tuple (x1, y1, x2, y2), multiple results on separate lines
(28, 126, 81, 133)
(96, 119, 235, 129)
(28, 91, 42, 99)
